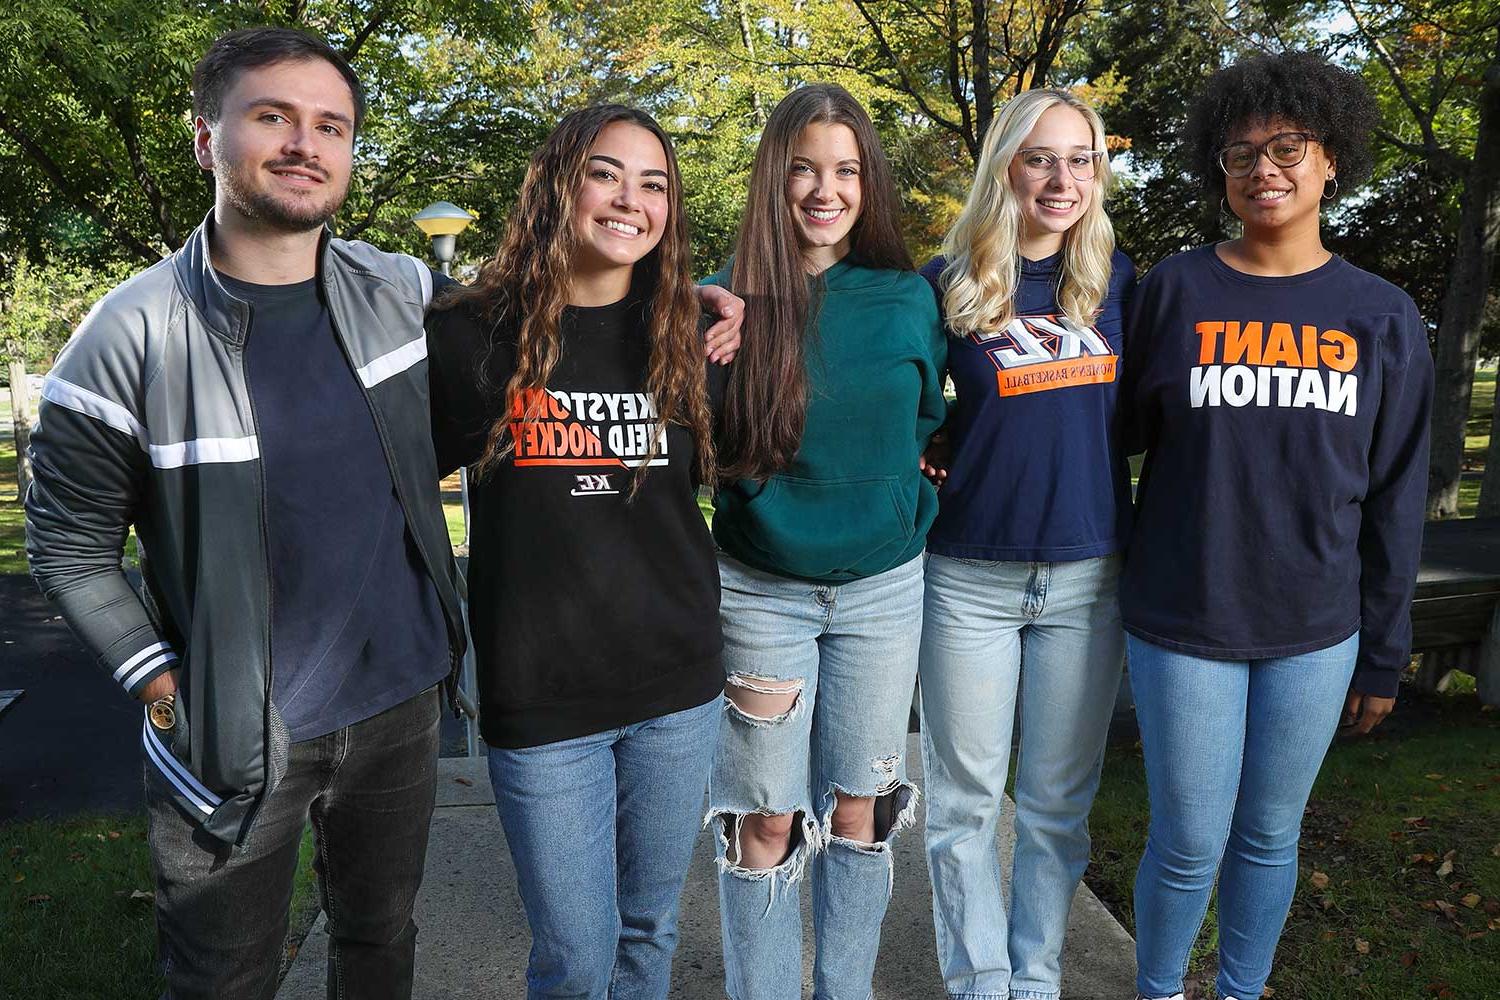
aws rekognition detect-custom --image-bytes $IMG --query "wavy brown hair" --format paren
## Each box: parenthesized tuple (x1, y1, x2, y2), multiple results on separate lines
(442, 105, 714, 492)
(720, 84, 913, 482)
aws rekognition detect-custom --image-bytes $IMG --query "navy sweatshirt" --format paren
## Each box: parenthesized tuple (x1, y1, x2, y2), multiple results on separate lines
(921, 251, 1135, 561)
(1120, 247, 1433, 697)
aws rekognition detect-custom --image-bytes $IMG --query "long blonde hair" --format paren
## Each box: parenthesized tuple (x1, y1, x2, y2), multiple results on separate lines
(939, 89, 1115, 336)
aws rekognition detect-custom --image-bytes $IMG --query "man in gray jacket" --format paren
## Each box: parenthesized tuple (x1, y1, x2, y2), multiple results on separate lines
(25, 25, 741, 1000)
(24, 27, 465, 1000)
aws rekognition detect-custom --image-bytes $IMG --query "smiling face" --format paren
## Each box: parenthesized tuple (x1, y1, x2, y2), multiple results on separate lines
(786, 122, 863, 272)
(194, 57, 356, 232)
(1222, 116, 1334, 238)
(570, 120, 671, 287)
(1007, 104, 1096, 258)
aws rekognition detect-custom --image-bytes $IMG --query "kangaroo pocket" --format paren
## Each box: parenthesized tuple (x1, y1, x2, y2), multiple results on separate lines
(739, 474, 915, 579)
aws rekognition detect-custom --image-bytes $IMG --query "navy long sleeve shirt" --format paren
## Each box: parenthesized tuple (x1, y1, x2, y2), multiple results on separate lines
(1119, 247, 1433, 697)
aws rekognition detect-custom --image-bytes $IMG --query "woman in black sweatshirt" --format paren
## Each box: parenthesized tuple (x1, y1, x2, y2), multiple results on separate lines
(1121, 53, 1433, 1000)
(424, 105, 734, 999)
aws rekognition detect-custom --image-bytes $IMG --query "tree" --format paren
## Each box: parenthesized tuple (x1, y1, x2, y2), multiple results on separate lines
(0, 1, 536, 269)
(1334, 1, 1500, 517)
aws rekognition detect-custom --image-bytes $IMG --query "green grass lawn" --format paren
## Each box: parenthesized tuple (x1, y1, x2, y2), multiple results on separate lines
(1086, 686, 1500, 999)
(2, 815, 319, 998)
(1460, 366, 1494, 517)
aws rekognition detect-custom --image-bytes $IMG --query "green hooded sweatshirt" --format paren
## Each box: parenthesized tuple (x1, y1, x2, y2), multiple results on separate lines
(709, 257, 947, 583)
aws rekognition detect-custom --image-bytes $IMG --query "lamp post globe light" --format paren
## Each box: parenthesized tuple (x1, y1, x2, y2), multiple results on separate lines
(411, 200, 477, 275)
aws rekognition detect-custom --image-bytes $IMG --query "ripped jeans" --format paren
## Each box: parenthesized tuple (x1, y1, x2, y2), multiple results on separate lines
(709, 551, 924, 1000)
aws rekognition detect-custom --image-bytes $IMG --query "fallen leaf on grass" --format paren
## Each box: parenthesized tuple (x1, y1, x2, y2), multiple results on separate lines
(1427, 984, 1455, 998)
(1401, 951, 1419, 967)
(1437, 858, 1454, 878)
(1355, 937, 1371, 954)
(11, 873, 22, 883)
(1466, 931, 1489, 941)
(453, 777, 473, 787)
(107, 831, 121, 840)
(1310, 870, 1331, 889)
(1461, 894, 1481, 909)
(1435, 900, 1460, 921)
(1410, 852, 1437, 864)
(25, 894, 50, 903)
(66, 852, 84, 863)
(129, 889, 153, 901)
(1322, 930, 1339, 941)
(1425, 773, 1444, 780)
(1491, 843, 1500, 858)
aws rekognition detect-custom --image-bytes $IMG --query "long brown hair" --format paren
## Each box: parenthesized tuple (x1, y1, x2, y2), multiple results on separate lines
(442, 105, 714, 491)
(720, 84, 913, 482)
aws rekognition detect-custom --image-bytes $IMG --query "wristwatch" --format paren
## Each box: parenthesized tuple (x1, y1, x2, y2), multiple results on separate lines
(148, 692, 177, 732)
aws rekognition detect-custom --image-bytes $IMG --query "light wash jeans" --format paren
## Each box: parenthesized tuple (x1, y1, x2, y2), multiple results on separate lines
(486, 696, 721, 1000)
(1129, 631, 1359, 1000)
(709, 551, 924, 1000)
(918, 554, 1124, 1000)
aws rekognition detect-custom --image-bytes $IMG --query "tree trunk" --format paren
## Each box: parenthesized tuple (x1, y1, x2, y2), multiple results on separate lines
(1427, 32, 1500, 519)
(9, 360, 32, 500)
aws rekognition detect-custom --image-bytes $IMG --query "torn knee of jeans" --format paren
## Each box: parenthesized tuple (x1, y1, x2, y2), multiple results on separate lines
(822, 772, 920, 849)
(723, 674, 803, 726)
(705, 808, 817, 884)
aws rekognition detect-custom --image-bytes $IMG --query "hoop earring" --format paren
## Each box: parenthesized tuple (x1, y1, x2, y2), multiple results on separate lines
(1322, 177, 1338, 200)
(1220, 196, 1230, 215)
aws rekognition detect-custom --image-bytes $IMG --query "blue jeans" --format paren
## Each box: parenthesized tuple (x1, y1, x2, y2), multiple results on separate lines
(918, 554, 1124, 1000)
(486, 696, 721, 1000)
(1129, 632, 1359, 1000)
(710, 552, 924, 1000)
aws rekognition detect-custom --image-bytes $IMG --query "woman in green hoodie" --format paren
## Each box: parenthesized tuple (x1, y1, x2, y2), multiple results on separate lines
(704, 84, 947, 1000)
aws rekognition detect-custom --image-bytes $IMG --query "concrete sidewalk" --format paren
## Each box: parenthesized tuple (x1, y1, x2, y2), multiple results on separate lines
(279, 735, 1135, 999)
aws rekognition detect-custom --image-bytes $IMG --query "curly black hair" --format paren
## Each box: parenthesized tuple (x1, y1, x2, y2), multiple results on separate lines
(1184, 51, 1379, 202)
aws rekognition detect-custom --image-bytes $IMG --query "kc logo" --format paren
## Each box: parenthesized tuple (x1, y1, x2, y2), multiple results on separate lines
(570, 474, 619, 497)
(975, 314, 1117, 397)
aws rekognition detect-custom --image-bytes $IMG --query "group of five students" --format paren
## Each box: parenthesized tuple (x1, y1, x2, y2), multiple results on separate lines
(27, 24, 1430, 1000)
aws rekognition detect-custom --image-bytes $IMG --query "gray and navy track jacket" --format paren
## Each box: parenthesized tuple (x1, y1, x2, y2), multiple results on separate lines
(24, 212, 467, 845)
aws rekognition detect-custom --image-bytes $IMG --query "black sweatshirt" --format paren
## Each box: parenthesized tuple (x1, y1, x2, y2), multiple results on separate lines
(1120, 247, 1433, 697)
(426, 295, 726, 748)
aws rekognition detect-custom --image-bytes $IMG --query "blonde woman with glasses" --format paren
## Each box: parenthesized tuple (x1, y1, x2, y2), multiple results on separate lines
(918, 88, 1133, 1000)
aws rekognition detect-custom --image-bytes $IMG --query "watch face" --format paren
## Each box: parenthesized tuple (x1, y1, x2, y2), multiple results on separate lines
(149, 699, 177, 732)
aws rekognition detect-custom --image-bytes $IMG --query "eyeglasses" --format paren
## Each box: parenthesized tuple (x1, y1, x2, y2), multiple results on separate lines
(1016, 148, 1105, 182)
(1217, 132, 1320, 178)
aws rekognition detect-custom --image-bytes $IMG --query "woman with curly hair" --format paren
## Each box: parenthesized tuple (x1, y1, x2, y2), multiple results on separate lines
(424, 105, 738, 998)
(1121, 52, 1433, 1000)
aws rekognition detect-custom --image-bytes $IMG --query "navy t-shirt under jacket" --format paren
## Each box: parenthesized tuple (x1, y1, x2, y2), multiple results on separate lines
(921, 251, 1136, 562)
(228, 271, 449, 742)
(1119, 247, 1433, 698)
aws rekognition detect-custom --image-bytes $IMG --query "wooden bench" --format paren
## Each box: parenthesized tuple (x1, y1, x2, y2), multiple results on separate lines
(1410, 517, 1500, 706)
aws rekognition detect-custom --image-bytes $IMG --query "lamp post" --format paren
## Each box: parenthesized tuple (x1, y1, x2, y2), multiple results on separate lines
(413, 199, 480, 756)
(411, 200, 477, 276)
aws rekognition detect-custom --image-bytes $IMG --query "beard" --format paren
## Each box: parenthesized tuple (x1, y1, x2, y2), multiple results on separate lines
(213, 140, 348, 233)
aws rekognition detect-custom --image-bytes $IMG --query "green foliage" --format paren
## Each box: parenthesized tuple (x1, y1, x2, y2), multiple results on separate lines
(0, 1, 538, 269)
(0, 256, 133, 369)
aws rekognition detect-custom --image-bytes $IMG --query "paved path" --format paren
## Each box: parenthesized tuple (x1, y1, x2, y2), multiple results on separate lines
(279, 739, 1136, 999)
(0, 574, 143, 822)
